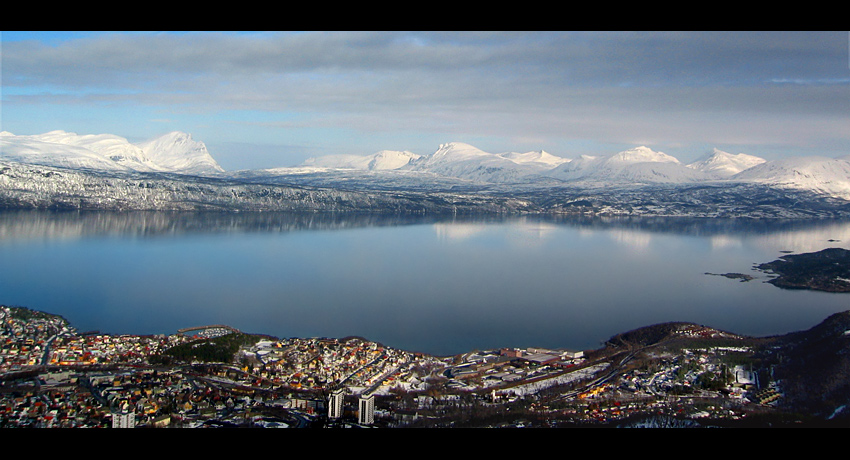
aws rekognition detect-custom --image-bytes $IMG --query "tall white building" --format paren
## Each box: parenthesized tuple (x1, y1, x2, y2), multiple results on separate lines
(112, 411, 135, 428)
(329, 388, 345, 419)
(358, 393, 374, 425)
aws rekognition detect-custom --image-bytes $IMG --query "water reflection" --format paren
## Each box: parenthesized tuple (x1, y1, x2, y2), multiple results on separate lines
(608, 228, 653, 250)
(1, 210, 849, 356)
(0, 210, 438, 241)
(433, 222, 489, 242)
(3, 210, 850, 243)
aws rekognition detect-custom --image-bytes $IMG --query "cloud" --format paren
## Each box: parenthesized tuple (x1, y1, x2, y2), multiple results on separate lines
(3, 31, 849, 162)
(8, 31, 846, 92)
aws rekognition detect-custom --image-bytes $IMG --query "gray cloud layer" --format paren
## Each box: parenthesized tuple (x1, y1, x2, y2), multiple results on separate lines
(8, 32, 845, 85)
(4, 31, 849, 157)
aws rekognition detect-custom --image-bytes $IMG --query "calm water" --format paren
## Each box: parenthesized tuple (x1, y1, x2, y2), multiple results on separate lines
(1, 211, 849, 356)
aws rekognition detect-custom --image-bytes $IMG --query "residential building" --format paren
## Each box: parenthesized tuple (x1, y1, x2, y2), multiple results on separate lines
(329, 388, 344, 419)
(358, 393, 374, 425)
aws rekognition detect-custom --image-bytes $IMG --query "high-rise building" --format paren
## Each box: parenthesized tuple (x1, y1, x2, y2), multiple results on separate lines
(358, 393, 374, 425)
(329, 388, 345, 419)
(112, 411, 135, 428)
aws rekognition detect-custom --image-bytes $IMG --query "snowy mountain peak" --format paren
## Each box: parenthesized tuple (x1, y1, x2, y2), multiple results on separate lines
(0, 130, 224, 175)
(607, 146, 680, 165)
(137, 131, 197, 151)
(733, 156, 850, 199)
(31, 130, 156, 167)
(8, 131, 850, 202)
(687, 148, 766, 178)
(149, 131, 194, 148)
(302, 149, 420, 171)
(546, 146, 710, 184)
(137, 132, 224, 174)
(432, 142, 490, 159)
(368, 150, 421, 170)
(500, 150, 569, 167)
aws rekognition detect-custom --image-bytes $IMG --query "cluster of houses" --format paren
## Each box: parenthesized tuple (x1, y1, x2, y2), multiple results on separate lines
(1, 306, 70, 372)
(243, 337, 438, 393)
(1, 304, 784, 428)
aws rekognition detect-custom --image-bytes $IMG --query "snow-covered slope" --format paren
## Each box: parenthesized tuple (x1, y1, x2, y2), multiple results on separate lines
(33, 130, 156, 169)
(136, 131, 224, 175)
(303, 149, 421, 170)
(733, 156, 850, 199)
(591, 161, 710, 184)
(0, 131, 138, 171)
(606, 146, 680, 165)
(687, 148, 766, 178)
(0, 158, 536, 213)
(499, 149, 570, 170)
(368, 150, 422, 170)
(547, 146, 709, 184)
(301, 154, 374, 170)
(0, 131, 224, 175)
(300, 142, 571, 184)
(0, 130, 159, 171)
(296, 143, 850, 197)
(404, 142, 545, 183)
(416, 142, 491, 164)
(6, 130, 850, 203)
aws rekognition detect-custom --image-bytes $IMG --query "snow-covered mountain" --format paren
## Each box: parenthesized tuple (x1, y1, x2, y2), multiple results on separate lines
(0, 130, 160, 172)
(0, 131, 223, 176)
(136, 131, 224, 175)
(733, 156, 850, 200)
(295, 143, 850, 196)
(403, 142, 551, 183)
(5, 129, 850, 205)
(402, 143, 711, 185)
(300, 142, 570, 184)
(500, 149, 570, 169)
(547, 146, 709, 184)
(0, 157, 535, 213)
(606, 145, 680, 165)
(1, 130, 138, 172)
(687, 148, 766, 178)
(303, 149, 421, 171)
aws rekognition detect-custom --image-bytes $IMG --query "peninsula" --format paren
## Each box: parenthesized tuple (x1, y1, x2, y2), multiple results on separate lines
(756, 247, 850, 293)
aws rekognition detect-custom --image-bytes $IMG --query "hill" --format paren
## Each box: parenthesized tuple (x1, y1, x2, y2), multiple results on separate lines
(756, 247, 850, 292)
(769, 310, 850, 418)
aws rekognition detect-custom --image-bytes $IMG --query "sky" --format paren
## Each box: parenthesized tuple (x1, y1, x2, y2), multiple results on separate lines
(2, 31, 849, 171)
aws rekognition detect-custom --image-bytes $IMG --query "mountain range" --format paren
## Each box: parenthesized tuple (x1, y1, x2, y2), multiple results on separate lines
(0, 130, 224, 176)
(3, 130, 850, 215)
(290, 141, 850, 199)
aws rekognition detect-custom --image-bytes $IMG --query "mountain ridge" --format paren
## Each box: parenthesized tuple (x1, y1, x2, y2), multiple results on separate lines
(687, 148, 767, 178)
(0, 130, 224, 176)
(4, 130, 850, 215)
(136, 131, 224, 175)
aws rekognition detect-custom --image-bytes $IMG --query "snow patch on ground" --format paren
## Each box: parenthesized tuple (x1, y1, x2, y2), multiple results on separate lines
(503, 363, 609, 396)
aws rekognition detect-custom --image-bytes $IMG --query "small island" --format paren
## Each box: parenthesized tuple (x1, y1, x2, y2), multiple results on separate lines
(705, 272, 754, 282)
(756, 247, 850, 293)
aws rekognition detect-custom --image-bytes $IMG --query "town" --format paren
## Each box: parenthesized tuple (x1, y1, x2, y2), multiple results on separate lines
(0, 304, 839, 428)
